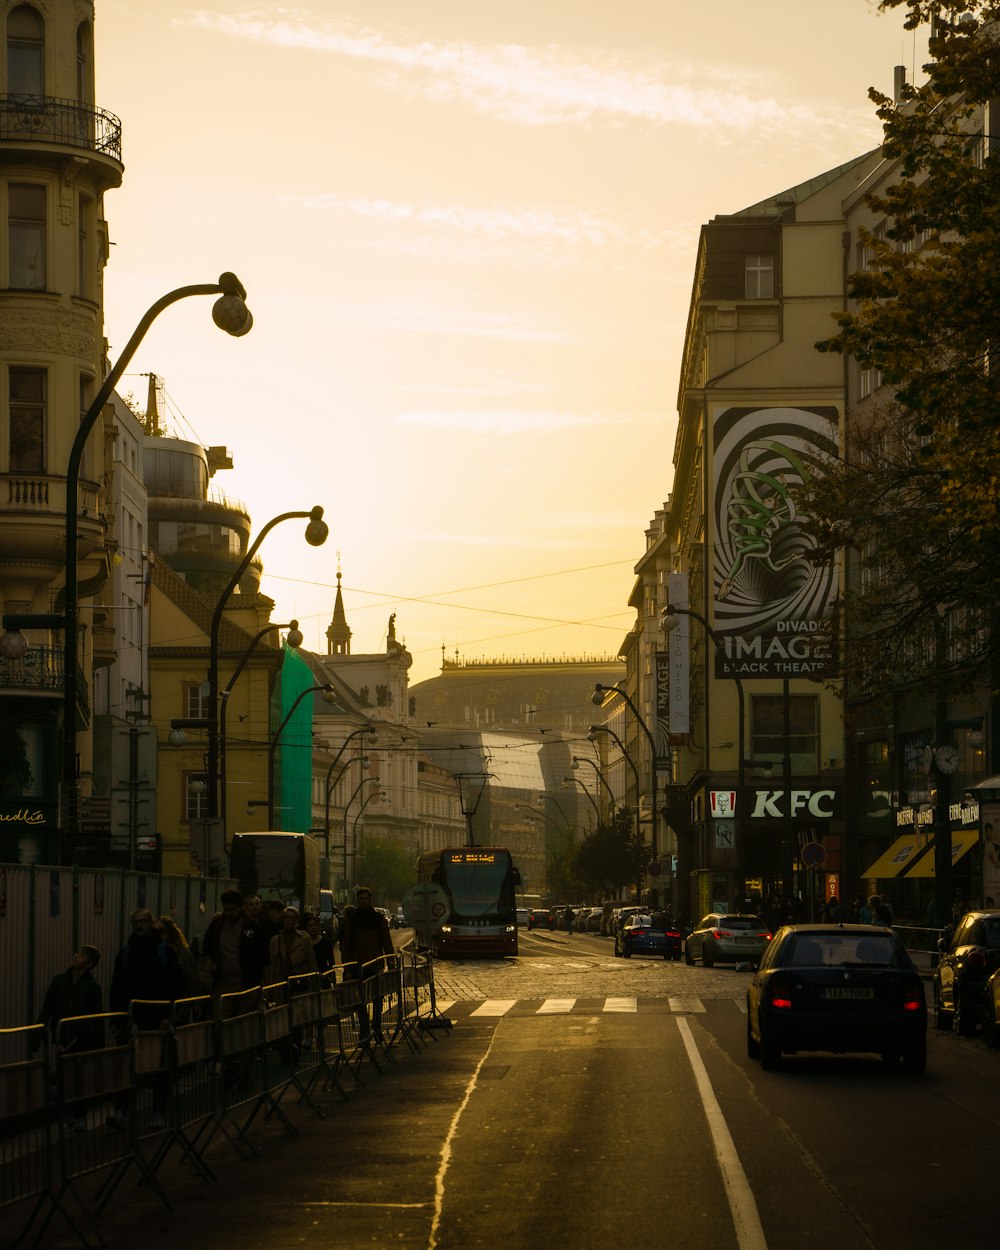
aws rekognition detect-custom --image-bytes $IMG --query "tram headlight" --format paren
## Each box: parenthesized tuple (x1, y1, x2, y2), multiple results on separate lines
(440, 925, 453, 934)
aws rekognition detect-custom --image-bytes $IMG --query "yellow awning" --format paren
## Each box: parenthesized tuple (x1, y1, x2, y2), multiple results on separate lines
(903, 830, 979, 878)
(860, 834, 925, 880)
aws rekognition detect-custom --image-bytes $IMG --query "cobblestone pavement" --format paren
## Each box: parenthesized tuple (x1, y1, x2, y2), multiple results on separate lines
(431, 931, 754, 1002)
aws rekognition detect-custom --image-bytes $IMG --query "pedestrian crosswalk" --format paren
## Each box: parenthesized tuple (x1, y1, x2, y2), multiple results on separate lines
(432, 996, 748, 1018)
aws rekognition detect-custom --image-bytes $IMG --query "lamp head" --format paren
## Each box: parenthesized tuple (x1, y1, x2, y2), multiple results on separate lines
(305, 506, 328, 547)
(285, 620, 303, 649)
(571, 758, 580, 769)
(660, 607, 680, 633)
(0, 629, 28, 660)
(212, 275, 253, 337)
(168, 728, 187, 747)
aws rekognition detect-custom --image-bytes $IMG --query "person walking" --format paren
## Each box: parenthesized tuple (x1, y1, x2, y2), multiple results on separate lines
(267, 907, 319, 984)
(35, 945, 103, 1054)
(200, 889, 270, 1003)
(340, 887, 394, 1043)
(304, 912, 335, 975)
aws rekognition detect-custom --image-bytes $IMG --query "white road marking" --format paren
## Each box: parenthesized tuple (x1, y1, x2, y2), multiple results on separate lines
(469, 999, 517, 1017)
(603, 997, 637, 1012)
(676, 1016, 768, 1250)
(668, 996, 706, 1013)
(536, 998, 576, 1013)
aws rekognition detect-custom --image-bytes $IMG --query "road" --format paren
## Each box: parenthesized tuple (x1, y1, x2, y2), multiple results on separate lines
(71, 927, 1000, 1250)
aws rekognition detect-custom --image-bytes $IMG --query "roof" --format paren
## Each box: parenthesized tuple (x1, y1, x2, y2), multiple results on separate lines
(729, 151, 877, 218)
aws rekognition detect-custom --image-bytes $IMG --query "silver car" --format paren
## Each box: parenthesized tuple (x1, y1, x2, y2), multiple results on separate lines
(685, 913, 772, 967)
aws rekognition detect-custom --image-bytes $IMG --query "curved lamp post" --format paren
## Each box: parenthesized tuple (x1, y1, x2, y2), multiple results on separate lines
(562, 775, 599, 824)
(62, 274, 252, 838)
(352, 787, 387, 864)
(592, 683, 659, 864)
(266, 682, 335, 827)
(572, 755, 616, 810)
(208, 506, 328, 825)
(324, 735, 376, 868)
(343, 775, 381, 887)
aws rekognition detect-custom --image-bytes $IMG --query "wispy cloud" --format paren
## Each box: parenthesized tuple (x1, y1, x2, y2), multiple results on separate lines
(178, 9, 858, 136)
(392, 409, 639, 434)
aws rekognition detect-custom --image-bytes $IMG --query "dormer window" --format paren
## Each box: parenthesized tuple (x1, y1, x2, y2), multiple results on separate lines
(745, 253, 774, 299)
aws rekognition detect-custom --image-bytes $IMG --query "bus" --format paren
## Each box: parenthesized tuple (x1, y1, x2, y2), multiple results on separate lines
(416, 846, 520, 957)
(229, 831, 321, 916)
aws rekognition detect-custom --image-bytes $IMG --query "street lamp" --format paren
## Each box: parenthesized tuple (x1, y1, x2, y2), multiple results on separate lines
(352, 787, 387, 864)
(61, 275, 252, 840)
(572, 755, 616, 811)
(343, 775, 381, 887)
(562, 775, 599, 823)
(660, 604, 748, 904)
(453, 772, 490, 847)
(324, 737, 375, 868)
(267, 682, 336, 827)
(219, 620, 301, 845)
(208, 507, 328, 825)
(592, 682, 659, 867)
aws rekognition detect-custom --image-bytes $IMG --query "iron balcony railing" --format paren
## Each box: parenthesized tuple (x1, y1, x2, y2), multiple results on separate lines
(0, 644, 89, 720)
(0, 94, 122, 161)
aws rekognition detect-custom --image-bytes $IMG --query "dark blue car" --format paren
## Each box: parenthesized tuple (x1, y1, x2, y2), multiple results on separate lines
(615, 913, 682, 960)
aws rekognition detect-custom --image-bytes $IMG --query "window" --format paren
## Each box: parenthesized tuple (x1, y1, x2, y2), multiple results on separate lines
(76, 22, 92, 104)
(185, 683, 209, 720)
(750, 695, 819, 773)
(184, 772, 209, 822)
(7, 5, 44, 98)
(745, 254, 774, 299)
(8, 366, 45, 471)
(78, 194, 93, 297)
(9, 183, 45, 289)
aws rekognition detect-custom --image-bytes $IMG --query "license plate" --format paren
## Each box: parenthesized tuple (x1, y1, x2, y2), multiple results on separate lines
(735, 936, 757, 943)
(823, 987, 874, 1000)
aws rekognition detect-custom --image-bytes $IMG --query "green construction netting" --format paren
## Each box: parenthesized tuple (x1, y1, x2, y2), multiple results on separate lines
(274, 644, 315, 832)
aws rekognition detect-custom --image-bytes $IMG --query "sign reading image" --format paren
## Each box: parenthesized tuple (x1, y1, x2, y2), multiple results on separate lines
(712, 406, 838, 679)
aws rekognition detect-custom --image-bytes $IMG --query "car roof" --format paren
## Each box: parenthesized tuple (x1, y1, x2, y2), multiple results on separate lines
(777, 923, 898, 936)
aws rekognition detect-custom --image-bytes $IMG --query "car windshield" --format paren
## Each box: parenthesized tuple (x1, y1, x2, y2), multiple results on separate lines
(787, 933, 907, 968)
(975, 917, 1000, 948)
(718, 916, 764, 930)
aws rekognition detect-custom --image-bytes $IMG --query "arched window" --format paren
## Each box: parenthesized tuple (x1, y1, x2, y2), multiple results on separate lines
(7, 5, 44, 98)
(76, 22, 92, 104)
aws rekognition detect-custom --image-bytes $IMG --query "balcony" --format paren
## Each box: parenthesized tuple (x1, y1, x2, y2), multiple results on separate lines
(0, 643, 89, 722)
(0, 94, 122, 166)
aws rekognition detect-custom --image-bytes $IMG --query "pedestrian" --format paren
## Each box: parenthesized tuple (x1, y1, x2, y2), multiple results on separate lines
(260, 898, 286, 941)
(340, 886, 394, 1043)
(108, 907, 177, 1130)
(155, 915, 206, 1006)
(267, 907, 319, 984)
(869, 894, 894, 927)
(35, 945, 103, 1054)
(859, 896, 873, 925)
(563, 904, 575, 935)
(200, 889, 270, 1004)
(304, 912, 335, 975)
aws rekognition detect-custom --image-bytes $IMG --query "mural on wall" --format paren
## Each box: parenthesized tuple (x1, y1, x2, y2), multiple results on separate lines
(712, 405, 838, 679)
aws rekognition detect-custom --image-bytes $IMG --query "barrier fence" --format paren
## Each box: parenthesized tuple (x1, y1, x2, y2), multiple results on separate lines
(0, 950, 447, 1250)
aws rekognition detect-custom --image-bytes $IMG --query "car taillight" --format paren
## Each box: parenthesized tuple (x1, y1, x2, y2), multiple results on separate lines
(713, 930, 724, 939)
(902, 993, 923, 1012)
(969, 948, 988, 968)
(770, 979, 792, 1010)
(667, 930, 680, 937)
(632, 928, 648, 936)
(757, 931, 772, 940)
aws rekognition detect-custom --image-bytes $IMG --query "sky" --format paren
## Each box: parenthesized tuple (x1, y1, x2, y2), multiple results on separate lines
(95, 1, 929, 686)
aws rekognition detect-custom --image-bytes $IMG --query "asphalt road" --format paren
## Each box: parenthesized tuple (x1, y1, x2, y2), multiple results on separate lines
(42, 928, 1000, 1250)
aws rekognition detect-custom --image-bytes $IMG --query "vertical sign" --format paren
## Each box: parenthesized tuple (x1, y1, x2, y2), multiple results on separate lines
(654, 651, 671, 770)
(983, 802, 1000, 906)
(712, 405, 839, 678)
(667, 573, 690, 734)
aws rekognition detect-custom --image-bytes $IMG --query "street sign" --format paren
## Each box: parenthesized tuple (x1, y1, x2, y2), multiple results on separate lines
(800, 840, 826, 868)
(402, 882, 450, 943)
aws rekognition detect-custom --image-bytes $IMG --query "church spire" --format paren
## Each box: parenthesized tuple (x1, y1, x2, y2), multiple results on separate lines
(326, 560, 352, 656)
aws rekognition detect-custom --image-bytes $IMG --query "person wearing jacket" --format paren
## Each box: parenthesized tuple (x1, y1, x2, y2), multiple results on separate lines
(266, 907, 319, 984)
(340, 887, 394, 1044)
(200, 889, 270, 999)
(35, 945, 103, 1052)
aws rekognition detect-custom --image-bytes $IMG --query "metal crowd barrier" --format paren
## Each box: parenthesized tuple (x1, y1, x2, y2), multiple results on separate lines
(0, 951, 442, 1249)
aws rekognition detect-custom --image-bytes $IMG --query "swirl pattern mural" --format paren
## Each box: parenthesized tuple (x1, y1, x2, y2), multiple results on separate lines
(712, 406, 838, 679)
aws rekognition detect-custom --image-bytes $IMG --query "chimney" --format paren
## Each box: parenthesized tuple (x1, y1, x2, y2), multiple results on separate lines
(894, 65, 907, 102)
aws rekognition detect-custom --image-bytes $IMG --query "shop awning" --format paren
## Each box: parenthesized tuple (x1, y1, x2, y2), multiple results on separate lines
(860, 833, 926, 880)
(902, 829, 979, 878)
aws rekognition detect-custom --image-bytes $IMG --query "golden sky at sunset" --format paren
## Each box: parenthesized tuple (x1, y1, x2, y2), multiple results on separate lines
(95, 1, 927, 684)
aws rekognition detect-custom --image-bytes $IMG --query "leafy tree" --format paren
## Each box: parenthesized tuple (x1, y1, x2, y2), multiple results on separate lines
(545, 823, 584, 902)
(807, 1, 1000, 693)
(353, 837, 418, 906)
(572, 808, 651, 900)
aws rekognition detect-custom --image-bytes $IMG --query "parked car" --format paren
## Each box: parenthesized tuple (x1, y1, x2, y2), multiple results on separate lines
(685, 913, 772, 967)
(584, 907, 604, 933)
(932, 910, 1000, 1034)
(746, 924, 927, 1073)
(983, 964, 1000, 1047)
(609, 906, 646, 939)
(527, 907, 555, 931)
(615, 913, 683, 960)
(393, 907, 407, 929)
(516, 907, 530, 928)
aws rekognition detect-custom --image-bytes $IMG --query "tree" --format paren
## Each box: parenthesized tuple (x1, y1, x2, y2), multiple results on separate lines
(353, 837, 417, 906)
(806, 1, 1000, 694)
(572, 808, 651, 900)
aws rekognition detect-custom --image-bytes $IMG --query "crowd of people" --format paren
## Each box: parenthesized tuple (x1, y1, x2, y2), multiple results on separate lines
(34, 885, 395, 1068)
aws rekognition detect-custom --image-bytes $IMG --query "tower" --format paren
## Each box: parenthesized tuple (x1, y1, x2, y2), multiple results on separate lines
(326, 568, 352, 656)
(0, 3, 123, 858)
